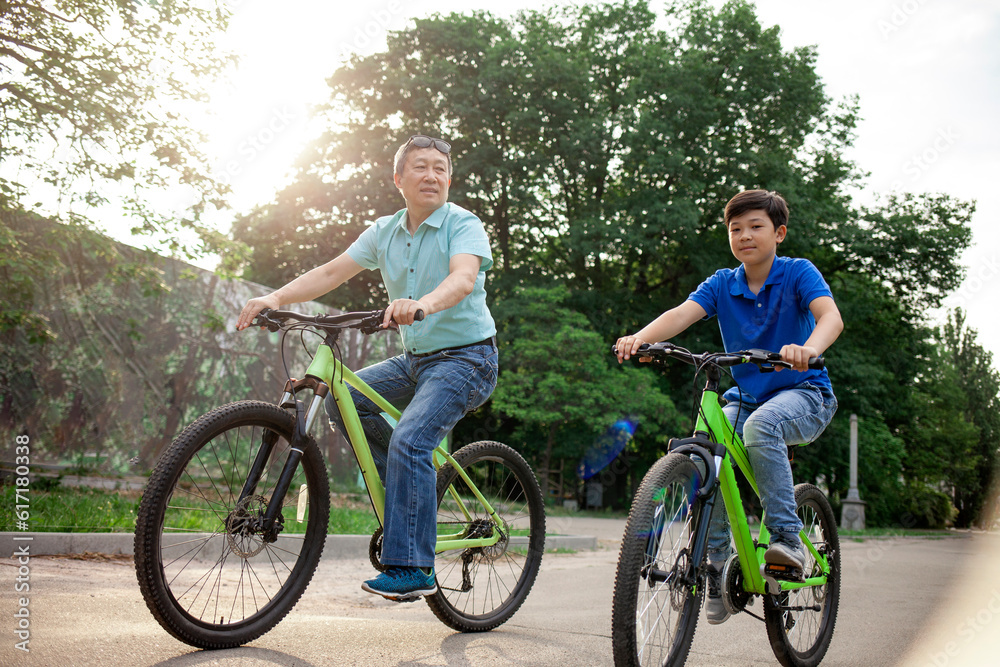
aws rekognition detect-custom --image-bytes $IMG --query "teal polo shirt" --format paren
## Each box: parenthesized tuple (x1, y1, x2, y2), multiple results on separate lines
(347, 202, 496, 355)
(687, 256, 834, 404)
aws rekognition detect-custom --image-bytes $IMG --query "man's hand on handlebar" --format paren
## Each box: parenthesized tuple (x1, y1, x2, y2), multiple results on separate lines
(382, 299, 427, 328)
(238, 294, 282, 332)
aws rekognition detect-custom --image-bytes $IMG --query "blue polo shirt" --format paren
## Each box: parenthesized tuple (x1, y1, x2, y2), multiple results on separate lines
(347, 202, 496, 355)
(688, 256, 833, 404)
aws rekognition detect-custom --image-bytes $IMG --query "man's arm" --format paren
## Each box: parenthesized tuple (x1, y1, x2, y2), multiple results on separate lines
(237, 253, 365, 331)
(382, 253, 481, 327)
(615, 300, 707, 362)
(779, 296, 844, 371)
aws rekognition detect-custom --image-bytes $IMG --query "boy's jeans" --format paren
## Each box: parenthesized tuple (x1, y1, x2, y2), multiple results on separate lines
(706, 382, 838, 564)
(325, 343, 498, 569)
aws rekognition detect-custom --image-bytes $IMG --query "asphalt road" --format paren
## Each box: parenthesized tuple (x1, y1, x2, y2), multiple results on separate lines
(1, 520, 998, 666)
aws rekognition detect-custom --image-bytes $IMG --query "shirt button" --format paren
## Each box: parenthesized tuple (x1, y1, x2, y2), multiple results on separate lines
(757, 303, 762, 308)
(410, 268, 414, 273)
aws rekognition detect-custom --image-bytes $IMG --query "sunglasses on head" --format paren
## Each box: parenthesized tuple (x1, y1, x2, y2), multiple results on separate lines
(407, 134, 451, 154)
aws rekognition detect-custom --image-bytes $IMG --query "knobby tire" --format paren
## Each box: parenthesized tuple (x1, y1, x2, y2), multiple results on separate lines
(426, 441, 545, 632)
(612, 453, 704, 667)
(134, 401, 330, 649)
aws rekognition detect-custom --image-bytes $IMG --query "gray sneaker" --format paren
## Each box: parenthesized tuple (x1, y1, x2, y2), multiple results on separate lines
(705, 564, 730, 625)
(764, 537, 806, 579)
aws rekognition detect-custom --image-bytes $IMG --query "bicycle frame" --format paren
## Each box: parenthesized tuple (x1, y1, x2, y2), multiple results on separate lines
(693, 376, 832, 596)
(254, 335, 507, 554)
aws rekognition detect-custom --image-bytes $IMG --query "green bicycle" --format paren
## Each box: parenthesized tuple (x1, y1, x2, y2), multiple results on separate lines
(612, 343, 839, 667)
(134, 308, 545, 649)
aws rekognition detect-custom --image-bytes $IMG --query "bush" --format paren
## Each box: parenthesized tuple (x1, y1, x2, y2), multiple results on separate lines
(900, 484, 955, 529)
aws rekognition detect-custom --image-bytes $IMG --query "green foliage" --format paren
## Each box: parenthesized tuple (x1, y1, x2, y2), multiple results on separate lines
(1, 0, 234, 254)
(224, 0, 993, 521)
(491, 285, 680, 497)
(936, 310, 1000, 527)
(898, 484, 955, 530)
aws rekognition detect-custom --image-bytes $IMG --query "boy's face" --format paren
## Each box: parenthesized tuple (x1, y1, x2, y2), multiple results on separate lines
(727, 209, 786, 267)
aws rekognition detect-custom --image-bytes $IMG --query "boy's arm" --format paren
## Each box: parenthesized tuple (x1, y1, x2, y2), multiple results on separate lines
(615, 300, 707, 362)
(779, 296, 844, 371)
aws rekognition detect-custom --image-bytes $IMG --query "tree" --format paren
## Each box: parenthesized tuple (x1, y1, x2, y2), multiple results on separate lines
(231, 0, 982, 522)
(490, 286, 680, 501)
(938, 310, 1000, 527)
(1, 0, 233, 250)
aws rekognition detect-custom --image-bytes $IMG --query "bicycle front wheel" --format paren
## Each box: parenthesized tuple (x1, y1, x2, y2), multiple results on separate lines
(612, 453, 704, 667)
(134, 401, 331, 648)
(426, 440, 545, 632)
(764, 483, 840, 667)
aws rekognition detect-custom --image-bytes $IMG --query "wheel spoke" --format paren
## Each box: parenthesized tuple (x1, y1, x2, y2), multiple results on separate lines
(428, 442, 544, 630)
(613, 454, 703, 667)
(135, 403, 330, 647)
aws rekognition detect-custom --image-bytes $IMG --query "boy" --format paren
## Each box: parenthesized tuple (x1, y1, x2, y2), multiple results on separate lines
(615, 189, 842, 625)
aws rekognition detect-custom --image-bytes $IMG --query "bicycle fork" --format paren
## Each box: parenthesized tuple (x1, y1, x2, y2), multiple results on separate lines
(236, 380, 328, 543)
(646, 435, 727, 591)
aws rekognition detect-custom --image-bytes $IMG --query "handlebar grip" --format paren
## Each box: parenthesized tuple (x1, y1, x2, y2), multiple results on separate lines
(414, 309, 425, 322)
(808, 356, 825, 370)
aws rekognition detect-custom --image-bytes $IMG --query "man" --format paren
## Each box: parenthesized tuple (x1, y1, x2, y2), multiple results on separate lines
(237, 134, 498, 600)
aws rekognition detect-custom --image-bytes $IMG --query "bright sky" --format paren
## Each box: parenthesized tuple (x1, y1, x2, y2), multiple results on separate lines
(140, 0, 1000, 364)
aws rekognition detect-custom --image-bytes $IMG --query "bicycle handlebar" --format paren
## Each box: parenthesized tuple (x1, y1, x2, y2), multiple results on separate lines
(253, 307, 425, 333)
(614, 342, 824, 372)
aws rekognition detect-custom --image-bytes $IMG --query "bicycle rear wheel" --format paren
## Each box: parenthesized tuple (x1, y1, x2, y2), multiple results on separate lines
(764, 483, 840, 667)
(134, 400, 330, 648)
(426, 440, 545, 632)
(612, 453, 705, 667)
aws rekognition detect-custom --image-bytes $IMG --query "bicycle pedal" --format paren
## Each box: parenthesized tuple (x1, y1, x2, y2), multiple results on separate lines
(762, 562, 805, 582)
(386, 595, 421, 603)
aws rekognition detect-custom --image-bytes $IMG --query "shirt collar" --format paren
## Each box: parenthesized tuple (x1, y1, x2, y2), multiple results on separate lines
(730, 255, 787, 296)
(398, 203, 450, 233)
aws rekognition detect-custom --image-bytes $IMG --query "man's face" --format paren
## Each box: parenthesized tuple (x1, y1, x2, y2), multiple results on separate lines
(394, 146, 450, 212)
(727, 209, 786, 267)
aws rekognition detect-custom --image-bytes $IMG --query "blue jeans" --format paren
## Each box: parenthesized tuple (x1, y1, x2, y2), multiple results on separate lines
(325, 343, 498, 568)
(706, 382, 838, 563)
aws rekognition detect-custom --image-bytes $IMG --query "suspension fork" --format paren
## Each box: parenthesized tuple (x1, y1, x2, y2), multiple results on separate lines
(239, 378, 329, 541)
(646, 436, 724, 586)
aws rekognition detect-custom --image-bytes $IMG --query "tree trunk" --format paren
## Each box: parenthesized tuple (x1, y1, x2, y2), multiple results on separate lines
(538, 423, 556, 504)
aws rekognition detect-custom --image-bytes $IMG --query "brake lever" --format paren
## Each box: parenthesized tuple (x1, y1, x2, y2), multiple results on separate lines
(358, 313, 385, 336)
(253, 308, 281, 332)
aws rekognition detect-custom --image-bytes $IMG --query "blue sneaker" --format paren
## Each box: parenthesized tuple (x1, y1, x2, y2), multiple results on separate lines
(362, 567, 437, 601)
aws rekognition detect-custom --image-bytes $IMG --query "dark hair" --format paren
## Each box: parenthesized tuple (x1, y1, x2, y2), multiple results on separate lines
(724, 190, 789, 229)
(394, 135, 453, 177)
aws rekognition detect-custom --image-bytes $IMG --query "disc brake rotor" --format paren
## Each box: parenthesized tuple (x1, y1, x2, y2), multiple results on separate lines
(225, 494, 268, 557)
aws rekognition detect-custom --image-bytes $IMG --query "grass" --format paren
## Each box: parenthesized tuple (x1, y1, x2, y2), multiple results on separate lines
(545, 504, 628, 520)
(840, 527, 958, 540)
(0, 482, 384, 535)
(0, 484, 540, 539)
(1, 483, 142, 533)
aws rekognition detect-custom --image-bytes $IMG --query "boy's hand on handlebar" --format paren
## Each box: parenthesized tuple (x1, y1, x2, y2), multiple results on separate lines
(238, 294, 281, 331)
(383, 299, 428, 328)
(615, 335, 650, 363)
(779, 344, 818, 372)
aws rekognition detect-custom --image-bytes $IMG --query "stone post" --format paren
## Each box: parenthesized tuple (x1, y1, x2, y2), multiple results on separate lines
(841, 413, 866, 530)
